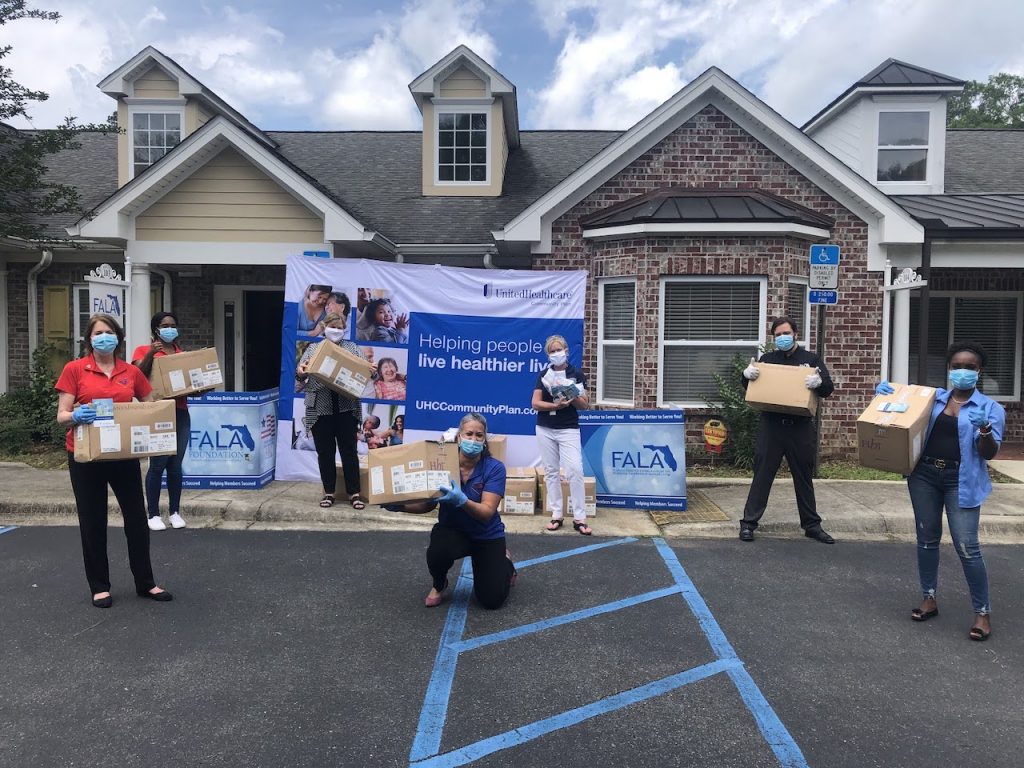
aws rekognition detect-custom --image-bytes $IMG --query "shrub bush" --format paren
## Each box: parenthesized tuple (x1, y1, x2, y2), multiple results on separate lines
(0, 345, 65, 453)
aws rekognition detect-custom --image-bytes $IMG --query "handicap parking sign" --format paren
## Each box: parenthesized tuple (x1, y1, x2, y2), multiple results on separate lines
(810, 244, 840, 264)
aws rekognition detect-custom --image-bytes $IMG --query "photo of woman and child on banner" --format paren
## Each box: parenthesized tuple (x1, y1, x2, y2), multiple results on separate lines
(276, 255, 587, 483)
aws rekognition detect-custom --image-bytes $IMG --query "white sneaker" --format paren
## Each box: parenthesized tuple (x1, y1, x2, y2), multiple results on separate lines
(148, 516, 167, 531)
(169, 513, 187, 529)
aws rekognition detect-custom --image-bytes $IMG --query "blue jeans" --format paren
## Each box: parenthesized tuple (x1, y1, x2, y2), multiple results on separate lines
(906, 462, 990, 615)
(145, 408, 191, 517)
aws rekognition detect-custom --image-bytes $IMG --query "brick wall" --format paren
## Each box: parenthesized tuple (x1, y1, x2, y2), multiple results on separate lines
(535, 105, 883, 456)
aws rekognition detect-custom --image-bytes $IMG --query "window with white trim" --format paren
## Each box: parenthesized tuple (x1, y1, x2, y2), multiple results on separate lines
(660, 277, 766, 405)
(787, 277, 809, 346)
(877, 111, 929, 182)
(436, 111, 488, 182)
(73, 283, 90, 357)
(598, 280, 636, 403)
(130, 109, 182, 178)
(909, 292, 1022, 401)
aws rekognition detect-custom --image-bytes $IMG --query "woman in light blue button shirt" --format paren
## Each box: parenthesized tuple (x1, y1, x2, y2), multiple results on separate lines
(878, 342, 1005, 641)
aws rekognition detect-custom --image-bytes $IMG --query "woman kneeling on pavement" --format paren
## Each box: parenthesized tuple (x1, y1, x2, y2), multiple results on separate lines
(394, 412, 516, 609)
(55, 314, 173, 608)
(876, 341, 1005, 641)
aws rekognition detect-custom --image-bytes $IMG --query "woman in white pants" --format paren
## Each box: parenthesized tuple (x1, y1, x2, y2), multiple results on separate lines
(532, 335, 592, 535)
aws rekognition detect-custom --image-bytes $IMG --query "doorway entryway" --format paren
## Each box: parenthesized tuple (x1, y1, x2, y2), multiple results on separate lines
(214, 286, 284, 392)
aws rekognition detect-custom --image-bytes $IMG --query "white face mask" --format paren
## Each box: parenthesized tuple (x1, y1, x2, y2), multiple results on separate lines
(548, 351, 567, 366)
(324, 327, 345, 343)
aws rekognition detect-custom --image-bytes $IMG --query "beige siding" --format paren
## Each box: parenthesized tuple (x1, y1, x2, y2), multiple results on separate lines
(136, 147, 324, 242)
(133, 65, 179, 98)
(438, 66, 486, 98)
(183, 100, 213, 135)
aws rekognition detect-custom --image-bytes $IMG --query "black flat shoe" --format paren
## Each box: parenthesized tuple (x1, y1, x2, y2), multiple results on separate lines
(805, 527, 835, 544)
(911, 607, 938, 622)
(739, 527, 754, 542)
(137, 589, 174, 602)
(92, 594, 112, 608)
(969, 626, 991, 641)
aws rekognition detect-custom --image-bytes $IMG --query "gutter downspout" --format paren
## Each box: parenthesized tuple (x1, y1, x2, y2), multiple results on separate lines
(150, 266, 173, 310)
(0, 259, 8, 394)
(27, 248, 53, 361)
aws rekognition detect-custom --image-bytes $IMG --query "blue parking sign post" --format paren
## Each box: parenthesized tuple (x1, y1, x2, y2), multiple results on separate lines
(809, 245, 840, 475)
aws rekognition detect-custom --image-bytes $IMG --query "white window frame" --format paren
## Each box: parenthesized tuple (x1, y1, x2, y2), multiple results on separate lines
(876, 109, 930, 184)
(73, 282, 90, 355)
(925, 290, 1023, 402)
(658, 276, 768, 408)
(787, 276, 810, 348)
(433, 100, 491, 186)
(126, 102, 185, 180)
(597, 277, 636, 406)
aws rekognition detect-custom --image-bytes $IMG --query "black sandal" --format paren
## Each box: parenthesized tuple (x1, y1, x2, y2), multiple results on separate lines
(573, 521, 593, 536)
(969, 625, 991, 641)
(350, 495, 366, 510)
(545, 519, 563, 532)
(911, 607, 938, 622)
(319, 494, 335, 508)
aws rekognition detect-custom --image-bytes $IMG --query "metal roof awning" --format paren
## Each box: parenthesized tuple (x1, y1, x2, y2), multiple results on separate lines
(894, 194, 1024, 239)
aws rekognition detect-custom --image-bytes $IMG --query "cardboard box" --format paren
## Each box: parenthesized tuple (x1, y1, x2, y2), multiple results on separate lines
(74, 400, 177, 462)
(150, 347, 223, 400)
(366, 440, 459, 505)
(499, 467, 538, 515)
(857, 383, 937, 475)
(536, 468, 598, 518)
(487, 434, 507, 463)
(307, 341, 373, 399)
(744, 362, 819, 418)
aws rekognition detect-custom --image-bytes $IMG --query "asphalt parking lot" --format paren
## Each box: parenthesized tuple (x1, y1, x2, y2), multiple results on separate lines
(2, 526, 1022, 768)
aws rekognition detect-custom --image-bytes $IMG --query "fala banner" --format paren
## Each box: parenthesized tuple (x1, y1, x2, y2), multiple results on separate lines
(275, 256, 587, 482)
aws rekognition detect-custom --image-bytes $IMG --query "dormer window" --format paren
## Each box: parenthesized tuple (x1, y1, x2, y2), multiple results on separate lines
(129, 108, 182, 178)
(437, 111, 488, 183)
(877, 111, 929, 182)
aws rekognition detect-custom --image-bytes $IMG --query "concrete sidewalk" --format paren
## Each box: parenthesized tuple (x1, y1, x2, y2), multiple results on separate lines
(2, 460, 1022, 543)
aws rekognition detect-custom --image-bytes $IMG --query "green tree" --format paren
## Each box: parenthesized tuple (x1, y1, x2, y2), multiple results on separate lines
(0, 1, 113, 241)
(947, 72, 1024, 129)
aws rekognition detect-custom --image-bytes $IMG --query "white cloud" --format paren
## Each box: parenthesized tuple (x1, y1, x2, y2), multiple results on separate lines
(313, 0, 498, 129)
(140, 7, 167, 27)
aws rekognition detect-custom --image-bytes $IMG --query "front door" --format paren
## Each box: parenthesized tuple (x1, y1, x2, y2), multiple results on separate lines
(214, 286, 283, 392)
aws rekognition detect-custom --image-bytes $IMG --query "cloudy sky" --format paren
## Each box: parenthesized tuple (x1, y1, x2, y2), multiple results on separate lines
(6, 0, 1024, 132)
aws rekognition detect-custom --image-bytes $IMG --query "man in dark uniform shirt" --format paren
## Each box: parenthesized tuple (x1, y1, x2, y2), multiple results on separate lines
(739, 316, 835, 544)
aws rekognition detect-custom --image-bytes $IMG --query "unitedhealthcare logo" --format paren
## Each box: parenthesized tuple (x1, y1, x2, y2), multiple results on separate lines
(482, 283, 575, 302)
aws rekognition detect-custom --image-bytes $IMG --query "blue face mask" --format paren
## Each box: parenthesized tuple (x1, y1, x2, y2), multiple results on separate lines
(91, 333, 118, 353)
(460, 439, 484, 457)
(774, 334, 795, 351)
(158, 327, 178, 343)
(949, 368, 979, 390)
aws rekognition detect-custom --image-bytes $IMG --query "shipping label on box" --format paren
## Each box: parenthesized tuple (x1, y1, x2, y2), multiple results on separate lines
(744, 362, 819, 417)
(499, 467, 538, 515)
(366, 440, 459, 505)
(151, 348, 223, 400)
(536, 468, 598, 518)
(74, 400, 177, 462)
(307, 341, 373, 399)
(856, 383, 936, 475)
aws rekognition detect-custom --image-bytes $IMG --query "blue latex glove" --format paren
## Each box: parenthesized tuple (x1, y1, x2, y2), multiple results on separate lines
(436, 477, 468, 508)
(875, 381, 895, 395)
(72, 404, 97, 424)
(968, 409, 990, 428)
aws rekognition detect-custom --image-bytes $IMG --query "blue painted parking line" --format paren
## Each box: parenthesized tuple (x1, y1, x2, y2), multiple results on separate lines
(410, 537, 809, 768)
(411, 658, 740, 768)
(0, 526, 17, 535)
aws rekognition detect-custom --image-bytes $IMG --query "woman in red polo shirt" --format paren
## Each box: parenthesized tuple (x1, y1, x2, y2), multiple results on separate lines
(55, 314, 173, 609)
(133, 311, 190, 532)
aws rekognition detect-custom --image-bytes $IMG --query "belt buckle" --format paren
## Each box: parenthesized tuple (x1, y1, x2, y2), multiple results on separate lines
(933, 459, 946, 470)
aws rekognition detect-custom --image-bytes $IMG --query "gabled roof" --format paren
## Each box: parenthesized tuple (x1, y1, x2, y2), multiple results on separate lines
(408, 45, 520, 149)
(97, 46, 276, 150)
(497, 66, 924, 252)
(67, 117, 368, 244)
(945, 130, 1024, 194)
(802, 59, 964, 132)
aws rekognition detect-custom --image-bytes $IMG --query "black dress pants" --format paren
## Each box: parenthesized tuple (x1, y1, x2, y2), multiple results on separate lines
(741, 415, 823, 531)
(67, 454, 157, 595)
(427, 524, 514, 610)
(311, 409, 360, 497)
